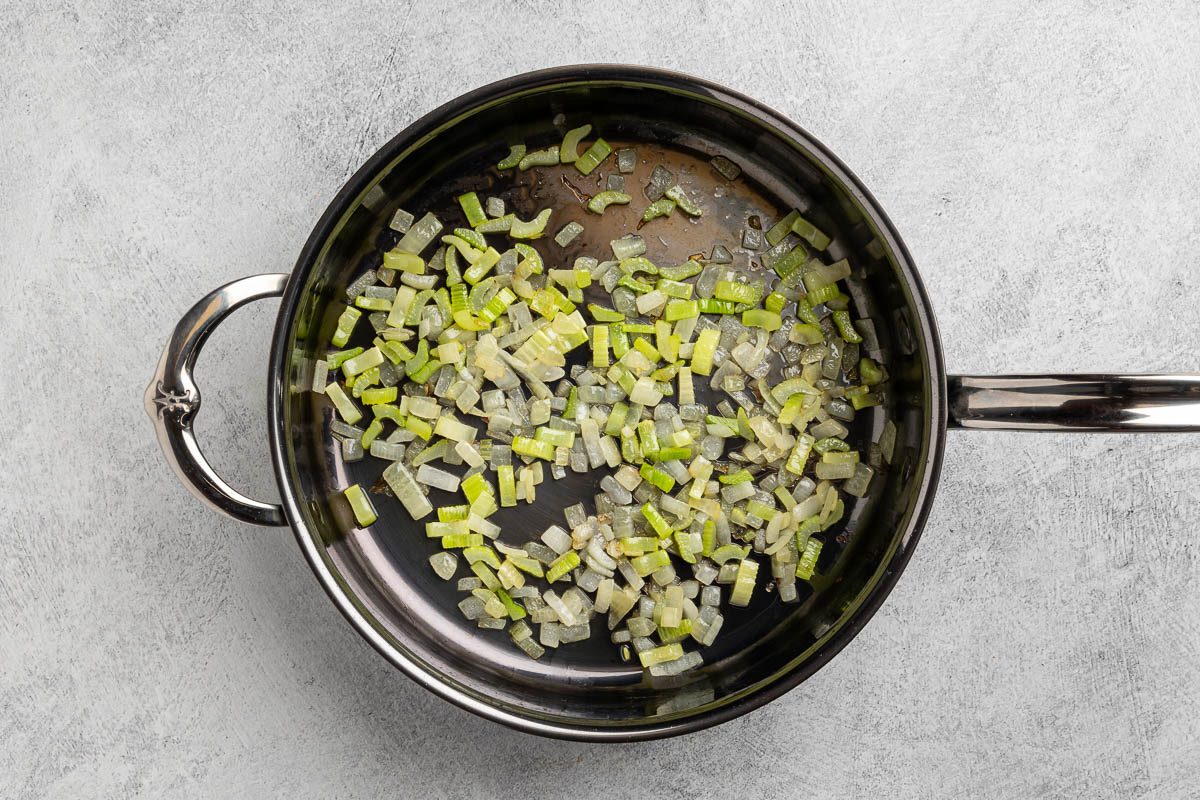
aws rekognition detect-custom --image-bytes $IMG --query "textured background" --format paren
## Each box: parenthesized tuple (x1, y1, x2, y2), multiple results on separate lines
(3, 2, 1199, 797)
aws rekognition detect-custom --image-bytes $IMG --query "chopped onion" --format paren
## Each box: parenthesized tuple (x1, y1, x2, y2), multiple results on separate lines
(388, 208, 415, 233)
(587, 191, 631, 214)
(574, 138, 612, 175)
(394, 213, 443, 255)
(382, 462, 432, 520)
(343, 484, 377, 527)
(322, 120, 888, 674)
(554, 221, 584, 247)
(709, 155, 741, 181)
(617, 147, 637, 173)
(610, 234, 646, 260)
(518, 147, 559, 170)
(429, 552, 458, 579)
(558, 124, 592, 163)
(416, 464, 461, 493)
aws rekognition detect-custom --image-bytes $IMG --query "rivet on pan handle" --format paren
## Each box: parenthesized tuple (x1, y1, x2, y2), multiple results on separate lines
(948, 374, 1200, 432)
(145, 273, 290, 526)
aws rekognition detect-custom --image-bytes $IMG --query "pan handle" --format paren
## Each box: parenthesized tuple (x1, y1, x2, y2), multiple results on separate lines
(948, 374, 1200, 432)
(144, 273, 290, 526)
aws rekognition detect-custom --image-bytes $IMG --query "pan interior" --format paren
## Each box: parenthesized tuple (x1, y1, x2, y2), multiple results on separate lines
(278, 75, 935, 731)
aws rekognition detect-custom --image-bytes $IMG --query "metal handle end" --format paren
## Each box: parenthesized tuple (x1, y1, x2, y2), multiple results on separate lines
(948, 374, 1200, 432)
(147, 273, 290, 526)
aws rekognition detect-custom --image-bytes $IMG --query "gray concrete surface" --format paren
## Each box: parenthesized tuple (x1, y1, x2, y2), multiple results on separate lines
(3, 2, 1199, 797)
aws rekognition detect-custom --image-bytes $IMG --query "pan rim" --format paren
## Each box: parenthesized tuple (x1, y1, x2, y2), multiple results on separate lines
(267, 63, 947, 742)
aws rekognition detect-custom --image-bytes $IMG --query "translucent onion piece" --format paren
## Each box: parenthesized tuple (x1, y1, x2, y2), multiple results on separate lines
(416, 464, 461, 492)
(429, 552, 458, 580)
(394, 213, 443, 255)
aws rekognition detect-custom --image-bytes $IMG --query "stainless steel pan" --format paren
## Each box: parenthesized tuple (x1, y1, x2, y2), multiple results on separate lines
(146, 65, 1200, 741)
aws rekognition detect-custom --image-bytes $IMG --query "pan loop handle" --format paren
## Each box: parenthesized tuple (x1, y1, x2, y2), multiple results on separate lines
(948, 374, 1200, 432)
(144, 273, 290, 526)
